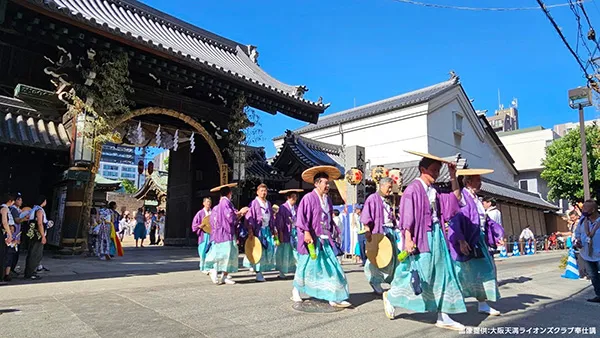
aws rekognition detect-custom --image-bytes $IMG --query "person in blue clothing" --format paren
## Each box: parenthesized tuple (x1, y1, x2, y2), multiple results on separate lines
(575, 199, 600, 303)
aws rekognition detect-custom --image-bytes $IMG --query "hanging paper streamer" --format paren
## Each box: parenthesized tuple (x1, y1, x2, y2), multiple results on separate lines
(173, 129, 179, 151)
(136, 121, 145, 145)
(155, 125, 162, 148)
(190, 132, 196, 153)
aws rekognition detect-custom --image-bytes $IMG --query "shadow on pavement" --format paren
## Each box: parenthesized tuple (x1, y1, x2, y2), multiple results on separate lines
(498, 276, 533, 287)
(349, 291, 380, 307)
(0, 309, 20, 315)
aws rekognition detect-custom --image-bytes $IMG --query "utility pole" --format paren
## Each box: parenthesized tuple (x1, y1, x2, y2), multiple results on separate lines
(569, 87, 593, 200)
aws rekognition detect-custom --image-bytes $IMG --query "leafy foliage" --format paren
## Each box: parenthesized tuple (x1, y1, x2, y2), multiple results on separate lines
(541, 125, 600, 202)
(163, 156, 169, 171)
(121, 179, 137, 194)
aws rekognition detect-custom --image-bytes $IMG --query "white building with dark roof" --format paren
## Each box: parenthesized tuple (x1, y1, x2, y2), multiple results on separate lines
(272, 74, 559, 237)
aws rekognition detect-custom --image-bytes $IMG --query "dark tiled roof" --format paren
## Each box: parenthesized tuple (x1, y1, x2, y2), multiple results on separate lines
(25, 0, 324, 108)
(271, 130, 344, 173)
(133, 172, 168, 200)
(244, 146, 287, 182)
(0, 96, 71, 150)
(274, 76, 459, 139)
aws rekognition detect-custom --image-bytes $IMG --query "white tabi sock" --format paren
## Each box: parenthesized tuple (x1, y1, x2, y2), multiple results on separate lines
(438, 313, 457, 325)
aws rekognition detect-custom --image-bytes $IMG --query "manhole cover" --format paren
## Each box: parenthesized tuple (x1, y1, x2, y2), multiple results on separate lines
(291, 299, 346, 313)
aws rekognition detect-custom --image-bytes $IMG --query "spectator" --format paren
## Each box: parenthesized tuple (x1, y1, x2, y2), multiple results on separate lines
(483, 197, 502, 226)
(519, 225, 535, 255)
(1, 193, 16, 281)
(87, 208, 99, 257)
(8, 193, 26, 276)
(575, 199, 600, 303)
(4, 224, 20, 281)
(156, 210, 165, 245)
(24, 196, 47, 280)
(134, 208, 146, 248)
(352, 205, 367, 266)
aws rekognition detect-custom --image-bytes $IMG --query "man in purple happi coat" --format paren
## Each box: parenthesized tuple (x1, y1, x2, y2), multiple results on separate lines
(205, 183, 249, 285)
(447, 170, 504, 316)
(191, 197, 212, 274)
(274, 189, 303, 277)
(243, 183, 277, 282)
(360, 177, 401, 295)
(383, 153, 468, 331)
(292, 166, 351, 308)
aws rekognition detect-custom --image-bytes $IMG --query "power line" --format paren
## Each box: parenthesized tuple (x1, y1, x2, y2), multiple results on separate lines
(392, 0, 586, 11)
(536, 0, 597, 89)
(577, 1, 600, 53)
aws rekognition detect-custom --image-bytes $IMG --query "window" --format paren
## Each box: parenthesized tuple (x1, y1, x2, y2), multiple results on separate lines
(121, 173, 136, 179)
(103, 164, 119, 171)
(519, 179, 538, 193)
(103, 171, 118, 178)
(121, 167, 136, 172)
(453, 111, 464, 136)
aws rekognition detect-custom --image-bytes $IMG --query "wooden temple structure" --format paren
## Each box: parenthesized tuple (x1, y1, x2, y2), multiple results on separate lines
(0, 0, 327, 247)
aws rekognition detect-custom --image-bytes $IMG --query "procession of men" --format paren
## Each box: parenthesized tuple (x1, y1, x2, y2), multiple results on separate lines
(191, 150, 508, 331)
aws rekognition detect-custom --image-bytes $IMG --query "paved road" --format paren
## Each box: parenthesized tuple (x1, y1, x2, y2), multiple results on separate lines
(0, 248, 596, 338)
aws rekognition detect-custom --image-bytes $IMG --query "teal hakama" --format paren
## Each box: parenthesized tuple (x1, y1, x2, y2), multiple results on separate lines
(197, 234, 211, 271)
(243, 227, 276, 271)
(387, 223, 466, 313)
(133, 222, 146, 240)
(204, 240, 239, 273)
(453, 234, 499, 302)
(275, 242, 296, 273)
(294, 240, 349, 302)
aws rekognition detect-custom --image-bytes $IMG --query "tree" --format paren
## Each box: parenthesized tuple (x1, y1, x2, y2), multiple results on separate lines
(121, 179, 137, 194)
(225, 96, 263, 204)
(541, 125, 600, 203)
(163, 156, 169, 171)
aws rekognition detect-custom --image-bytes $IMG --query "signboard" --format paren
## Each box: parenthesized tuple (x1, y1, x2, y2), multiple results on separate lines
(220, 164, 229, 185)
(568, 87, 592, 108)
(344, 145, 366, 205)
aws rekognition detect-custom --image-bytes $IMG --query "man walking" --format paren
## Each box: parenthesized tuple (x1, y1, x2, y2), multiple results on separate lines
(575, 199, 600, 303)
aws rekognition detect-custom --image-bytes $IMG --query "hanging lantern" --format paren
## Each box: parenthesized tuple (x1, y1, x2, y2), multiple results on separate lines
(72, 112, 95, 166)
(388, 168, 403, 194)
(345, 167, 363, 185)
(137, 160, 144, 175)
(370, 165, 389, 184)
(148, 161, 154, 175)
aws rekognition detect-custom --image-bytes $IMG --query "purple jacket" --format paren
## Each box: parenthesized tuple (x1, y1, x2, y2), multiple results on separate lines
(361, 192, 397, 234)
(245, 198, 276, 237)
(191, 208, 210, 243)
(447, 189, 505, 262)
(296, 190, 339, 255)
(211, 197, 237, 243)
(399, 179, 459, 253)
(275, 202, 296, 243)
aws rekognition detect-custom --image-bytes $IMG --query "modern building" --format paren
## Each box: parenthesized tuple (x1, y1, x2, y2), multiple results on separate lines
(553, 118, 600, 137)
(486, 106, 519, 133)
(99, 142, 139, 183)
(497, 126, 568, 211)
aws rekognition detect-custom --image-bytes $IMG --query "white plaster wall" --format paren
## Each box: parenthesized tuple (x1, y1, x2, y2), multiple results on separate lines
(287, 103, 430, 165)
(499, 129, 558, 171)
(427, 90, 516, 184)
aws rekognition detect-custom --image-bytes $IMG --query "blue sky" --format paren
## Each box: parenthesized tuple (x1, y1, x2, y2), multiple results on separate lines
(144, 0, 600, 157)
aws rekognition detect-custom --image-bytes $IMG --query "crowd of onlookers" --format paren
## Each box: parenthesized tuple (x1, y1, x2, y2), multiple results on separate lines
(86, 203, 166, 260)
(1, 192, 51, 282)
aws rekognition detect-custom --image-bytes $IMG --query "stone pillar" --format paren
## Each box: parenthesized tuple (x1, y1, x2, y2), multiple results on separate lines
(344, 145, 366, 205)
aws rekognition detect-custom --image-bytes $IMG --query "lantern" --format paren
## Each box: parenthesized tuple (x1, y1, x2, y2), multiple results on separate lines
(345, 167, 363, 185)
(370, 165, 389, 184)
(148, 161, 154, 175)
(388, 168, 403, 194)
(137, 160, 144, 175)
(72, 112, 95, 165)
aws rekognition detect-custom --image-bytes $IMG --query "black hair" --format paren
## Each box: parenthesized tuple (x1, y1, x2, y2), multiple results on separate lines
(333, 209, 340, 216)
(90, 207, 97, 215)
(483, 196, 497, 206)
(313, 172, 329, 183)
(418, 158, 441, 172)
(220, 186, 232, 197)
(1, 193, 15, 204)
(108, 201, 117, 209)
(286, 192, 299, 199)
(36, 195, 46, 206)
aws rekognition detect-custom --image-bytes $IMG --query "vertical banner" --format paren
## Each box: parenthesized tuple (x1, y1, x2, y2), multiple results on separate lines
(220, 164, 229, 185)
(344, 145, 366, 205)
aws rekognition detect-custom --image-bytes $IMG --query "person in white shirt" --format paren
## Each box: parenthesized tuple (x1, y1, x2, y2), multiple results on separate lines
(519, 226, 535, 254)
(482, 197, 502, 226)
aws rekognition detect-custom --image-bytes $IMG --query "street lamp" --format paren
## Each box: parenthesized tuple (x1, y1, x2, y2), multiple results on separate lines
(568, 86, 593, 200)
(72, 112, 95, 166)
